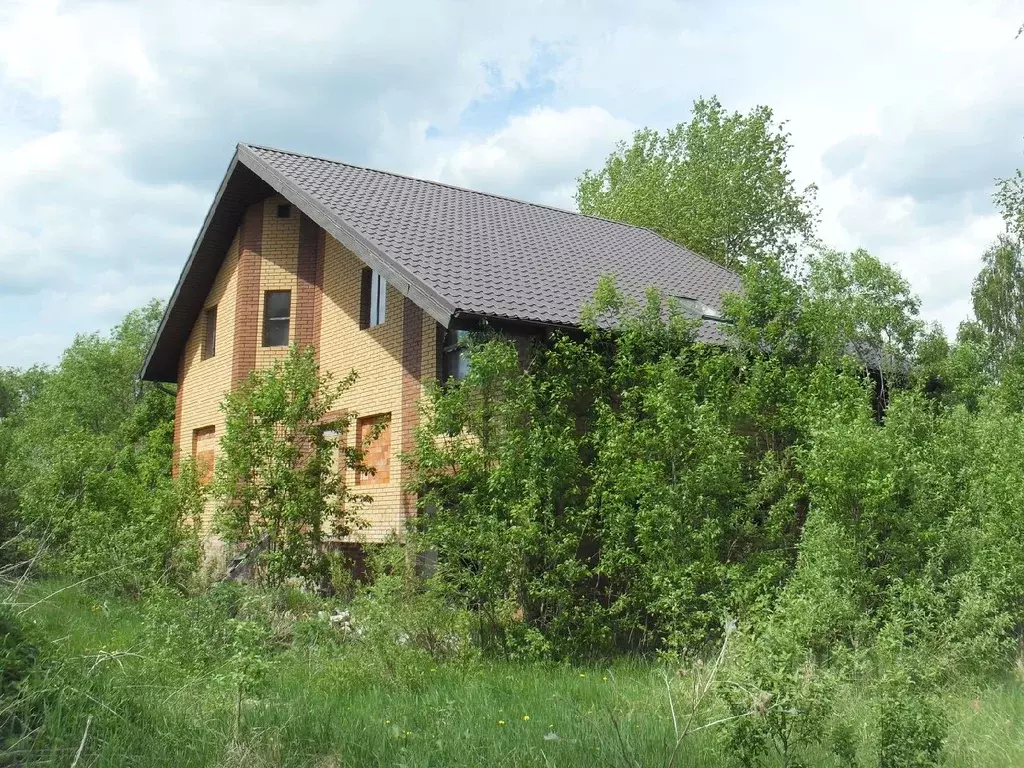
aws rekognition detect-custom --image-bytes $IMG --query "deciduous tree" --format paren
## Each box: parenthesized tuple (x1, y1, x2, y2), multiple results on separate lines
(971, 165, 1024, 368)
(576, 97, 818, 270)
(213, 345, 370, 587)
(10, 302, 200, 593)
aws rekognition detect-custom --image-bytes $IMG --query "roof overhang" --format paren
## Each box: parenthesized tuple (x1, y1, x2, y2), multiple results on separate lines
(141, 151, 270, 382)
(141, 144, 456, 383)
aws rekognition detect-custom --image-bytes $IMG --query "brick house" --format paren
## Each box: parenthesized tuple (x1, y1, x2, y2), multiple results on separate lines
(142, 143, 740, 546)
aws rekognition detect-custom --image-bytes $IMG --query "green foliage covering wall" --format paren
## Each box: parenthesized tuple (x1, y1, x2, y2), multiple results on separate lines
(212, 345, 369, 588)
(411, 247, 1024, 669)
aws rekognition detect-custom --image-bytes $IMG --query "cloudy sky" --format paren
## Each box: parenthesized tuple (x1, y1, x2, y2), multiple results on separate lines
(1, 0, 1022, 367)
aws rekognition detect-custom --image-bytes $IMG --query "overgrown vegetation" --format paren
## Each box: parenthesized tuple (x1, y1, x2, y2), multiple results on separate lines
(410, 248, 930, 662)
(2, 303, 201, 595)
(4, 95, 1024, 765)
(5, 579, 1024, 767)
(213, 346, 371, 587)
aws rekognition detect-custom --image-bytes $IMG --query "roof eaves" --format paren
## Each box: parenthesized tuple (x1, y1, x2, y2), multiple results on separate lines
(140, 149, 242, 382)
(236, 143, 455, 328)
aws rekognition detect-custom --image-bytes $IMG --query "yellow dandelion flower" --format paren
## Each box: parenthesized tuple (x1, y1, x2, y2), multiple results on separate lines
(522, 715, 530, 721)
(498, 720, 506, 726)
(579, 672, 586, 678)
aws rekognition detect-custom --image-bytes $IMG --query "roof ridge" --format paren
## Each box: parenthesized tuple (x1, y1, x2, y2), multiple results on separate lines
(242, 142, 596, 218)
(240, 142, 735, 276)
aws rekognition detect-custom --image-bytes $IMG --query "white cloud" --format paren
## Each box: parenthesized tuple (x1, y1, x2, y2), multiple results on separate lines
(0, 0, 560, 365)
(428, 106, 633, 207)
(0, 0, 1022, 365)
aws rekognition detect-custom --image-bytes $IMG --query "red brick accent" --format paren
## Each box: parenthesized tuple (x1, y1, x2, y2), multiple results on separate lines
(232, 203, 263, 386)
(192, 425, 217, 485)
(295, 214, 324, 360)
(400, 297, 423, 517)
(172, 353, 185, 478)
(356, 414, 391, 485)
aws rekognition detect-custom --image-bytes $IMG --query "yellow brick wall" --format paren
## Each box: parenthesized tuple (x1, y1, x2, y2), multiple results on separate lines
(255, 197, 300, 368)
(320, 233, 408, 542)
(178, 227, 239, 532)
(175, 195, 438, 545)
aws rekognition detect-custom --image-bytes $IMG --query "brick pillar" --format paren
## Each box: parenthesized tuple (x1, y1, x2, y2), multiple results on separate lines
(295, 214, 324, 360)
(231, 203, 263, 387)
(400, 297, 423, 518)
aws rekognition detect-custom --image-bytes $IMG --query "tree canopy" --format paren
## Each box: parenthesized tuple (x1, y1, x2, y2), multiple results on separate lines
(575, 96, 818, 270)
(974, 170, 1024, 367)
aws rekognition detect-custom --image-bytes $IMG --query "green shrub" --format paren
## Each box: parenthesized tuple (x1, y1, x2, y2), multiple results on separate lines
(0, 601, 40, 746)
(875, 680, 947, 768)
(139, 581, 269, 671)
(413, 287, 765, 658)
(348, 542, 478, 683)
(213, 345, 370, 588)
(10, 303, 202, 596)
(720, 624, 845, 767)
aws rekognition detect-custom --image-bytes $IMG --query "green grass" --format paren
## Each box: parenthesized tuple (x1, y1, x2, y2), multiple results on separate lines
(8, 581, 1024, 767)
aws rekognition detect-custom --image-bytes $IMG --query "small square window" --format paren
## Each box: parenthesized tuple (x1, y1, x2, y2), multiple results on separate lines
(277, 204, 291, 218)
(263, 290, 291, 347)
(201, 306, 217, 360)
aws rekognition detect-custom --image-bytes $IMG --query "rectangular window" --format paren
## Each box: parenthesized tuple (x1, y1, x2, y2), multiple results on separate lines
(201, 306, 217, 360)
(356, 413, 390, 485)
(360, 268, 387, 328)
(192, 426, 216, 485)
(370, 271, 386, 327)
(442, 329, 471, 382)
(263, 290, 291, 347)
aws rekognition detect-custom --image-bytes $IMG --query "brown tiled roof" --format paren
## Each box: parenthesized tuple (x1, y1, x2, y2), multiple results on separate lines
(142, 143, 741, 382)
(246, 144, 741, 330)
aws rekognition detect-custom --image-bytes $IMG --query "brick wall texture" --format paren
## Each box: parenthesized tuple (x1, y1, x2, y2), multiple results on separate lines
(176, 196, 439, 543)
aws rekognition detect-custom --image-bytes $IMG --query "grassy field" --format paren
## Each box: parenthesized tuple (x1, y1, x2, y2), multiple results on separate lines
(7, 581, 1024, 767)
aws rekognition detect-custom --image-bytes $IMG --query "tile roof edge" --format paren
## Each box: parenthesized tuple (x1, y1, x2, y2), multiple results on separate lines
(236, 143, 457, 329)
(240, 142, 742, 280)
(141, 149, 243, 381)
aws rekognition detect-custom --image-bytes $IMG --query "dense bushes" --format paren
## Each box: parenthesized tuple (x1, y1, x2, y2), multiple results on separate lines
(412, 291, 761, 658)
(1, 302, 202, 595)
(212, 346, 369, 588)
(411, 245, 1024, 683)
(0, 601, 41, 748)
(401, 245, 1024, 762)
